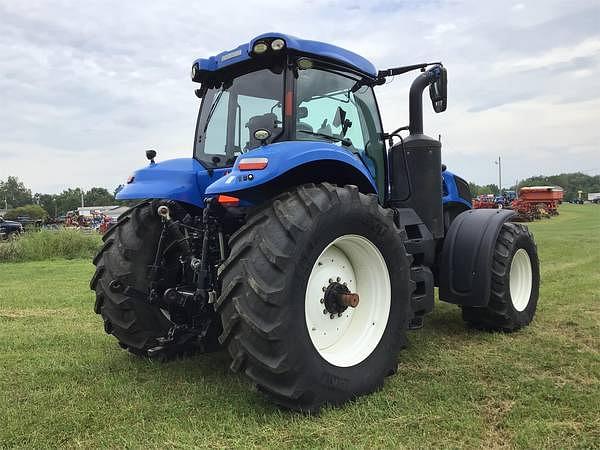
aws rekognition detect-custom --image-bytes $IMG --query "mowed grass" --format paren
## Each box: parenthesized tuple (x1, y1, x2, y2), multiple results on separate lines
(0, 204, 598, 448)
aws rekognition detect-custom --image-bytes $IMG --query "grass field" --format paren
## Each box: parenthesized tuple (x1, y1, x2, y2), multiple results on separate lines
(0, 204, 598, 448)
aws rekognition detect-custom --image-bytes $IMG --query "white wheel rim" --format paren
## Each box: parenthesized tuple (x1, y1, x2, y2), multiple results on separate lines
(509, 248, 533, 312)
(304, 234, 391, 367)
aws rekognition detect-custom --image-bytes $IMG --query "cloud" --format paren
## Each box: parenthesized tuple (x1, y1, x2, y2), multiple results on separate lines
(0, 0, 599, 194)
(425, 23, 458, 40)
(493, 37, 600, 73)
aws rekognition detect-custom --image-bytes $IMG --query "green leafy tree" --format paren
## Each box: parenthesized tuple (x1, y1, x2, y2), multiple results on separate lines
(4, 204, 48, 220)
(0, 176, 32, 208)
(468, 182, 499, 197)
(54, 188, 84, 215)
(34, 193, 58, 217)
(84, 187, 115, 206)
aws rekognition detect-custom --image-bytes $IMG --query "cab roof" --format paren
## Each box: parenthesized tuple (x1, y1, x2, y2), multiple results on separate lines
(192, 32, 377, 79)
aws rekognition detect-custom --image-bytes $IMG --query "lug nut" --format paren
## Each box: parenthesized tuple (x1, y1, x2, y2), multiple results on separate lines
(323, 309, 328, 315)
(329, 278, 333, 283)
(336, 277, 341, 282)
(320, 298, 324, 304)
(330, 314, 335, 319)
(322, 286, 326, 292)
(338, 313, 342, 317)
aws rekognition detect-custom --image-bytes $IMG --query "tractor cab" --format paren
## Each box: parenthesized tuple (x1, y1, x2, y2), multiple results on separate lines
(192, 33, 387, 194)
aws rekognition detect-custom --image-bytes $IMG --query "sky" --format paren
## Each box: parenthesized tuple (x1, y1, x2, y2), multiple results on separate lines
(1, 0, 599, 194)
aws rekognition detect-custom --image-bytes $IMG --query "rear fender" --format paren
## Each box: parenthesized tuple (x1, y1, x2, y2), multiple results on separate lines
(438, 209, 515, 306)
(204, 141, 377, 200)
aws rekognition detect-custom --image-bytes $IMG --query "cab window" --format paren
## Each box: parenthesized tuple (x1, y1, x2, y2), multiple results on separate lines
(295, 67, 385, 197)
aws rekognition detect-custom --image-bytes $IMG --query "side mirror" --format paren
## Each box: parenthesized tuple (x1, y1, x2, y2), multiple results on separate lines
(333, 106, 352, 136)
(429, 66, 447, 113)
(333, 106, 346, 127)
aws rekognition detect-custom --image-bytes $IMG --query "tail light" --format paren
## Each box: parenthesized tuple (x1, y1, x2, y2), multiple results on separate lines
(217, 195, 240, 206)
(238, 157, 268, 171)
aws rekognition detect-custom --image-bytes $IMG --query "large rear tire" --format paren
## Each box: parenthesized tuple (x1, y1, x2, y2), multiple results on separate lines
(462, 222, 540, 331)
(216, 183, 412, 412)
(90, 201, 174, 353)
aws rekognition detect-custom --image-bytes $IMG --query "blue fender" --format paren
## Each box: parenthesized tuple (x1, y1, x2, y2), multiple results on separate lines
(204, 141, 377, 197)
(442, 169, 472, 209)
(116, 158, 229, 208)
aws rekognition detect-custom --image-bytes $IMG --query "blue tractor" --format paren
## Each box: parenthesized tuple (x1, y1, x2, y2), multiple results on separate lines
(91, 33, 540, 411)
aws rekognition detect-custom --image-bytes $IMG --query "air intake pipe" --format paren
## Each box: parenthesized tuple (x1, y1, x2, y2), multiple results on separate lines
(389, 65, 445, 238)
(409, 66, 444, 135)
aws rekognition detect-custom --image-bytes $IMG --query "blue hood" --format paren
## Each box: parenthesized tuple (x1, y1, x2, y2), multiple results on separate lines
(116, 158, 229, 208)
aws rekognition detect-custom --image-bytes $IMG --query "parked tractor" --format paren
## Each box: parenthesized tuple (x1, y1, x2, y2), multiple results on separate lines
(90, 33, 540, 412)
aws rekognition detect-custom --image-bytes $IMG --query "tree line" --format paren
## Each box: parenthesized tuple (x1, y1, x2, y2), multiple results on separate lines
(469, 172, 599, 201)
(516, 172, 600, 202)
(1, 176, 124, 219)
(2, 171, 598, 220)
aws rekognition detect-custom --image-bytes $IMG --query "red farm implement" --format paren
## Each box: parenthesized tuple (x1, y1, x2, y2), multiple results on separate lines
(472, 194, 499, 209)
(511, 186, 563, 221)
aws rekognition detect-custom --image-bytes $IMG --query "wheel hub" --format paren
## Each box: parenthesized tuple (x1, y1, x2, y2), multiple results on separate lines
(323, 280, 359, 317)
(509, 248, 533, 312)
(305, 234, 391, 367)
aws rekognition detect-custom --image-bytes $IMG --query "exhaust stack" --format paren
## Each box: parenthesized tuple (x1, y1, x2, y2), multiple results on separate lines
(388, 66, 447, 238)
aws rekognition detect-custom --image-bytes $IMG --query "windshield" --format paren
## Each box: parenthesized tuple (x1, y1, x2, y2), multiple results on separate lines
(194, 68, 284, 168)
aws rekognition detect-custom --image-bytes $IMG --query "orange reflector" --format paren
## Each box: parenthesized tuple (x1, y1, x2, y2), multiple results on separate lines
(238, 157, 268, 171)
(217, 195, 240, 206)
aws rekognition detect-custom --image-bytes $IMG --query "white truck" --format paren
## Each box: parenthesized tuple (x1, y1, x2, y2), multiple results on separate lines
(587, 193, 600, 203)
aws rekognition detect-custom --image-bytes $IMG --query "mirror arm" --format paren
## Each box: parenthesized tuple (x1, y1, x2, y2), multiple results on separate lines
(377, 62, 441, 79)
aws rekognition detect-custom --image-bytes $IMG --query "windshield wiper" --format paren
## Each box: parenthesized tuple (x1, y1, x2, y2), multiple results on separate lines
(298, 130, 352, 147)
(202, 90, 225, 133)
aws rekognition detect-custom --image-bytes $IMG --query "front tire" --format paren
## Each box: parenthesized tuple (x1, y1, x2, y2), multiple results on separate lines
(216, 183, 412, 412)
(462, 222, 540, 331)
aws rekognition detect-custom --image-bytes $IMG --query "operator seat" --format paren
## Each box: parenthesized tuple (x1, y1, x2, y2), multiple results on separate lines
(297, 106, 313, 133)
(316, 118, 332, 136)
(297, 122, 313, 133)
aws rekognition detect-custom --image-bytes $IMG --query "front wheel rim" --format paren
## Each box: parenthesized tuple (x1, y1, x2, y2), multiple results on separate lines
(509, 248, 533, 312)
(304, 234, 391, 367)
